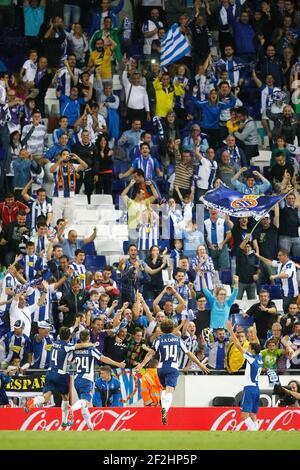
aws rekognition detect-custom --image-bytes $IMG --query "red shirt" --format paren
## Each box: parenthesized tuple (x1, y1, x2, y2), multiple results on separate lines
(0, 201, 29, 226)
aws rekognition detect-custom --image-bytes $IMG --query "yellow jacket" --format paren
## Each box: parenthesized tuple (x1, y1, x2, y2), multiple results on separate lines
(140, 368, 162, 406)
(225, 340, 250, 373)
(153, 77, 184, 117)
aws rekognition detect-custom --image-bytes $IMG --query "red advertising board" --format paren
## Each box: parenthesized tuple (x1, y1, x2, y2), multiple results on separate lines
(0, 407, 299, 431)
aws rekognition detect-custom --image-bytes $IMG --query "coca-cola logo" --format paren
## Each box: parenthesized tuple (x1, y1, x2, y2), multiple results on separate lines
(20, 409, 138, 431)
(210, 409, 300, 431)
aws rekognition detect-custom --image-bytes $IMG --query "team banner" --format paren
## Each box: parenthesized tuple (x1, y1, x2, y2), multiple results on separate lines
(201, 183, 287, 220)
(0, 407, 299, 431)
(4, 369, 142, 405)
(5, 373, 45, 394)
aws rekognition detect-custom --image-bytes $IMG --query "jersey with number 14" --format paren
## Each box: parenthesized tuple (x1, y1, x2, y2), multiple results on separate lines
(48, 340, 75, 375)
(153, 334, 188, 370)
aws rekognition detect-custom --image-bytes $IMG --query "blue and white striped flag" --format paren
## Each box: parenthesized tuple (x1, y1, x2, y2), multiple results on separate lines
(160, 23, 191, 67)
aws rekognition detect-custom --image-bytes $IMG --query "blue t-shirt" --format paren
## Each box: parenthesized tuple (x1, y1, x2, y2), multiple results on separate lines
(24, 6, 45, 37)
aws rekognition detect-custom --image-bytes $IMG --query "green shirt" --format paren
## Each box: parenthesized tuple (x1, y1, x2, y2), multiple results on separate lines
(89, 29, 122, 62)
(261, 348, 283, 369)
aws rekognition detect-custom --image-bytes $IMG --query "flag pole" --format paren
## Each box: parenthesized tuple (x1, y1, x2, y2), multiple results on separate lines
(249, 189, 294, 236)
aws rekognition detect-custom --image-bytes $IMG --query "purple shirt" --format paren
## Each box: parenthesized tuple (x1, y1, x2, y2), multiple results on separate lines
(90, 329, 107, 354)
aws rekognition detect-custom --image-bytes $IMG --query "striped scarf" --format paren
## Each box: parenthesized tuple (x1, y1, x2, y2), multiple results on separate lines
(57, 162, 76, 197)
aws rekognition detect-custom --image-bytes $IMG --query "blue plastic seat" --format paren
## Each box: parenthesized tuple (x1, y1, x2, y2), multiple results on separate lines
(220, 270, 232, 285)
(258, 284, 282, 299)
(82, 242, 96, 256)
(231, 313, 254, 329)
(85, 255, 106, 271)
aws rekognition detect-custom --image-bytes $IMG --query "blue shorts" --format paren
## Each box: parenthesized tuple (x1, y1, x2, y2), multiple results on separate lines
(74, 377, 93, 402)
(44, 371, 69, 395)
(158, 368, 179, 389)
(241, 386, 260, 413)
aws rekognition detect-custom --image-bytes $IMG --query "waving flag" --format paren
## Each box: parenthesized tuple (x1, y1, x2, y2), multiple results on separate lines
(15, 277, 43, 294)
(160, 24, 191, 67)
(201, 183, 288, 220)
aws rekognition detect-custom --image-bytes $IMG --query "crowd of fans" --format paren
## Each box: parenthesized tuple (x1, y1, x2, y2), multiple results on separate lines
(0, 0, 300, 392)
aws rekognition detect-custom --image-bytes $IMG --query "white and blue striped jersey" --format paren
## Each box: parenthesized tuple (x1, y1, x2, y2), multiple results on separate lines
(271, 260, 299, 298)
(28, 284, 57, 323)
(0, 272, 19, 313)
(32, 334, 55, 369)
(71, 346, 102, 382)
(243, 352, 263, 387)
(138, 223, 159, 251)
(191, 255, 215, 291)
(153, 334, 188, 370)
(204, 217, 230, 245)
(169, 248, 183, 272)
(57, 67, 81, 96)
(70, 262, 87, 289)
(194, 157, 218, 190)
(21, 254, 43, 281)
(0, 331, 32, 365)
(178, 333, 198, 369)
(48, 339, 75, 374)
(28, 196, 52, 230)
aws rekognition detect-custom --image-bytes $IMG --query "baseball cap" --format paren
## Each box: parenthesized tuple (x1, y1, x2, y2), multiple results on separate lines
(38, 321, 52, 329)
(14, 319, 25, 329)
(263, 213, 271, 219)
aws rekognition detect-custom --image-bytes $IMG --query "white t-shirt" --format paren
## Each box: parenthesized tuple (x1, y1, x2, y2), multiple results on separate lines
(142, 19, 163, 55)
(22, 59, 38, 82)
(9, 299, 36, 337)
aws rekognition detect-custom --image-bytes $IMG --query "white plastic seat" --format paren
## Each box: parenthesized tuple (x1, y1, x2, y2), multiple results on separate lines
(72, 195, 89, 205)
(273, 299, 283, 313)
(162, 269, 170, 285)
(95, 239, 122, 254)
(258, 150, 271, 162)
(70, 225, 87, 237)
(98, 209, 122, 222)
(90, 194, 113, 205)
(74, 209, 99, 223)
(235, 299, 258, 314)
(110, 225, 128, 239)
(95, 225, 111, 238)
(45, 88, 57, 99)
(50, 102, 60, 116)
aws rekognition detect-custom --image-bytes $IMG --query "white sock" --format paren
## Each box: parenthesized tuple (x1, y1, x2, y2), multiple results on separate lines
(253, 420, 259, 431)
(33, 396, 45, 406)
(81, 405, 93, 429)
(161, 390, 167, 409)
(72, 399, 85, 412)
(244, 417, 255, 431)
(61, 400, 69, 423)
(164, 392, 173, 413)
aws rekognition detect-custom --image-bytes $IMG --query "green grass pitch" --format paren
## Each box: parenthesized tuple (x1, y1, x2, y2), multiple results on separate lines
(0, 431, 299, 450)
